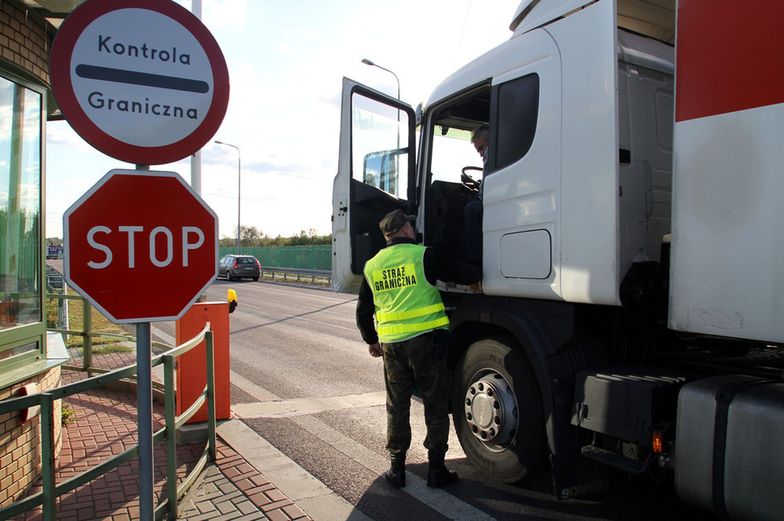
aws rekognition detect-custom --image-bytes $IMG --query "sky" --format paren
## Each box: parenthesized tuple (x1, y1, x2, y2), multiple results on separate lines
(45, 0, 522, 240)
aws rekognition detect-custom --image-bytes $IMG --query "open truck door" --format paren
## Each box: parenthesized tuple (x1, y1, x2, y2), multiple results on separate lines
(332, 78, 417, 293)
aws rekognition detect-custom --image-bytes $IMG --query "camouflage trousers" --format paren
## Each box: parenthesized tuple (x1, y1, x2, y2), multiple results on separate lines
(381, 330, 450, 462)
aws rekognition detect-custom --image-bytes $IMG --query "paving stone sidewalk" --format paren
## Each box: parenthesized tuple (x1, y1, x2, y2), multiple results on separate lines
(11, 352, 312, 521)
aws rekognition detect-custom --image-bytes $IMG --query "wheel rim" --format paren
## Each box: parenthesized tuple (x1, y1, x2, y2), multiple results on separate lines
(463, 370, 518, 451)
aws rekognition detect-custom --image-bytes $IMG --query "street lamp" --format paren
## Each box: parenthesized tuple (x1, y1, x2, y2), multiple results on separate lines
(361, 58, 402, 189)
(361, 58, 400, 101)
(214, 140, 241, 253)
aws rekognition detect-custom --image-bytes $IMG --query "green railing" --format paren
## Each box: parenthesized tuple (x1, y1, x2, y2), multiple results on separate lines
(0, 323, 217, 521)
(47, 293, 171, 374)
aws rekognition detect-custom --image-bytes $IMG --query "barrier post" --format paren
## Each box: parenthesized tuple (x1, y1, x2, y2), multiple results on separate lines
(40, 393, 56, 521)
(206, 331, 217, 462)
(136, 322, 154, 520)
(163, 355, 178, 519)
(82, 299, 92, 372)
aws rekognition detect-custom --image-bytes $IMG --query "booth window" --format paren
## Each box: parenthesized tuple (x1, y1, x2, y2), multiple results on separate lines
(0, 73, 44, 370)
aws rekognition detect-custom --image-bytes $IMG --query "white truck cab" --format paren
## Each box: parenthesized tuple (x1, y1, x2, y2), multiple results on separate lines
(332, 1, 784, 519)
(334, 0, 675, 307)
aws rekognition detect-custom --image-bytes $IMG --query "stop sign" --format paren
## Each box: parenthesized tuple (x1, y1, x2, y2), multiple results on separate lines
(64, 169, 218, 323)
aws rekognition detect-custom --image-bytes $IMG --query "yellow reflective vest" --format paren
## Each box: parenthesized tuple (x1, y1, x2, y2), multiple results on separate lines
(363, 242, 449, 343)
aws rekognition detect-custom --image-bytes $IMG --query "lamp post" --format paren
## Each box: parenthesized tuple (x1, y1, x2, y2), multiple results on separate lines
(214, 140, 241, 253)
(361, 58, 401, 151)
(361, 58, 400, 101)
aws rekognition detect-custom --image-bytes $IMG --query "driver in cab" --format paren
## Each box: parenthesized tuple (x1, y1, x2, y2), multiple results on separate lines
(462, 125, 489, 266)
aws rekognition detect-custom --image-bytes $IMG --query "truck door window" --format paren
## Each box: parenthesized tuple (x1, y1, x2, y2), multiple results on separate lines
(493, 73, 539, 171)
(430, 126, 478, 183)
(351, 93, 410, 199)
(428, 90, 491, 184)
(424, 87, 491, 251)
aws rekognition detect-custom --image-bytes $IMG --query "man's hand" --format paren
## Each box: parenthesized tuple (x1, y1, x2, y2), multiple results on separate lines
(368, 342, 383, 358)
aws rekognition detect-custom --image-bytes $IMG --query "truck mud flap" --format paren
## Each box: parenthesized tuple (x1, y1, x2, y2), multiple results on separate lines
(551, 454, 609, 500)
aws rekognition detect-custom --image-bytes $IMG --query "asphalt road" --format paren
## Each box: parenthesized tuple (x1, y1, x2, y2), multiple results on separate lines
(135, 277, 718, 520)
(159, 280, 714, 521)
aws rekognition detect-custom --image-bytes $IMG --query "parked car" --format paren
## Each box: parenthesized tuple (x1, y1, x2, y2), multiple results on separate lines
(218, 254, 261, 281)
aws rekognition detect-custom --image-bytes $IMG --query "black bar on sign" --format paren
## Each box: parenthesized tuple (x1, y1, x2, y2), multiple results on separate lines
(75, 64, 209, 93)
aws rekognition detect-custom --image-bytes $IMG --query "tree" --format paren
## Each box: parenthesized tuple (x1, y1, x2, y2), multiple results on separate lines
(219, 227, 331, 247)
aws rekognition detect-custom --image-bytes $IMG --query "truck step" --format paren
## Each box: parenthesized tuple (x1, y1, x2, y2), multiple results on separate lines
(580, 445, 649, 474)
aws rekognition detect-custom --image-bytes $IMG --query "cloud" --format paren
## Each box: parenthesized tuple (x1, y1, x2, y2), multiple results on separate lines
(45, 0, 520, 239)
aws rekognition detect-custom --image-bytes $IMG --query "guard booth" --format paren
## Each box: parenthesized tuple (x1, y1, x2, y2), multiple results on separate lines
(0, 0, 77, 509)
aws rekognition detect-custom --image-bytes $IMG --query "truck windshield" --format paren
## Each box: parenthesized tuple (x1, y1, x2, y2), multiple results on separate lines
(430, 126, 478, 184)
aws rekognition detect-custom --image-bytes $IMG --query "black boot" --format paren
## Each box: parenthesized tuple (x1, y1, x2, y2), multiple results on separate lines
(384, 458, 406, 488)
(427, 453, 458, 488)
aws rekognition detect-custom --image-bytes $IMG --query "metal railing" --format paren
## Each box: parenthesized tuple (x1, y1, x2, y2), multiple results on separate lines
(47, 293, 171, 374)
(0, 323, 217, 520)
(260, 266, 331, 285)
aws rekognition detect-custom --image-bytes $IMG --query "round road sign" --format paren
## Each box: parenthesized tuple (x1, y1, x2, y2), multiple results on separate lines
(64, 169, 218, 323)
(50, 0, 229, 165)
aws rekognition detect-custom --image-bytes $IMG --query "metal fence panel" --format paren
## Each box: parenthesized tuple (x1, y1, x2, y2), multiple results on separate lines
(219, 245, 330, 271)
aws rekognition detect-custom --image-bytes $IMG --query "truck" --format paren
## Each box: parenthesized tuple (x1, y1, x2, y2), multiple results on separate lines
(331, 1, 784, 519)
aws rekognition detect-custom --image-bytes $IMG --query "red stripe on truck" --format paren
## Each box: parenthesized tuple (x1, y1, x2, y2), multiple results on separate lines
(676, 0, 784, 122)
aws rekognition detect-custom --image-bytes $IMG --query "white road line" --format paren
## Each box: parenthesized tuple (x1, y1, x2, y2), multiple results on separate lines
(229, 370, 279, 401)
(218, 420, 371, 521)
(227, 364, 495, 521)
(233, 391, 386, 418)
(290, 415, 496, 521)
(153, 324, 496, 520)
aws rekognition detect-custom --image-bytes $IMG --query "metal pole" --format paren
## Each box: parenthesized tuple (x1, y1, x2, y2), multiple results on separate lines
(163, 356, 178, 520)
(214, 141, 241, 253)
(135, 162, 154, 521)
(191, 0, 202, 196)
(361, 58, 401, 149)
(40, 394, 55, 521)
(136, 322, 154, 521)
(237, 151, 241, 254)
(206, 331, 217, 462)
(83, 299, 92, 373)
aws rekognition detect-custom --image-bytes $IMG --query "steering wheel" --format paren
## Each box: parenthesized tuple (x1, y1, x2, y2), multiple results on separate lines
(461, 166, 482, 191)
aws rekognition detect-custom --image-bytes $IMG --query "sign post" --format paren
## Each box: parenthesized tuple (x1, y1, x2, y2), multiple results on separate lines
(52, 1, 229, 518)
(63, 169, 218, 519)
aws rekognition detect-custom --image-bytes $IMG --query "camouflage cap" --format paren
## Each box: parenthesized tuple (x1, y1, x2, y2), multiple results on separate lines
(379, 209, 415, 235)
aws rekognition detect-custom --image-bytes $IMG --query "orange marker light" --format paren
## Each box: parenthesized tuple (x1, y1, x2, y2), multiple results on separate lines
(652, 431, 664, 454)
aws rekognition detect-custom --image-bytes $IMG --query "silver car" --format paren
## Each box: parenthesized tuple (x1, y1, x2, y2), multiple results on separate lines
(218, 254, 261, 281)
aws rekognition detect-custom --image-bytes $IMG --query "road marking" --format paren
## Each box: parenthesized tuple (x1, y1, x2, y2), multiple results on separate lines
(226, 367, 495, 521)
(152, 324, 495, 520)
(218, 419, 371, 521)
(151, 325, 176, 346)
(288, 415, 496, 521)
(229, 370, 278, 402)
(233, 391, 386, 418)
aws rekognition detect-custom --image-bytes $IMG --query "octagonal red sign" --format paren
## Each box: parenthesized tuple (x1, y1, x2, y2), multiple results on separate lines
(64, 170, 218, 323)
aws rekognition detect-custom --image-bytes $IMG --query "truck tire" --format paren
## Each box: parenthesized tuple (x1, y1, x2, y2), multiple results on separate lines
(452, 337, 547, 483)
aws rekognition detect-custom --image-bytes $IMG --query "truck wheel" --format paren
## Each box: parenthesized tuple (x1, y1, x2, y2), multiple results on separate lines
(452, 337, 547, 483)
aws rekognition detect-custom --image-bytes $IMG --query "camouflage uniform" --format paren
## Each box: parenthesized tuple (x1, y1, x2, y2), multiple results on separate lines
(382, 331, 450, 461)
(355, 209, 480, 486)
